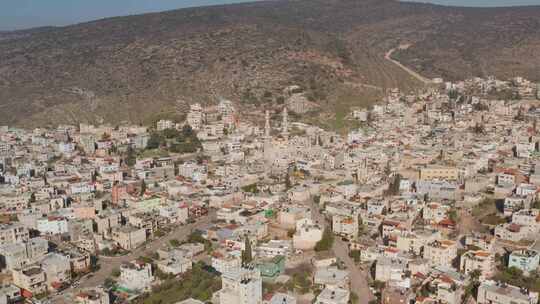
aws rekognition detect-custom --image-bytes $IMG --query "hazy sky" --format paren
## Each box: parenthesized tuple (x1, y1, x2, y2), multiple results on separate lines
(0, 0, 263, 31)
(2, 0, 540, 31)
(406, 0, 540, 6)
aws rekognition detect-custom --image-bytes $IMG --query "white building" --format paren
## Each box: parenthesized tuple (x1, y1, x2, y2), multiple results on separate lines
(478, 280, 538, 304)
(36, 217, 69, 235)
(459, 250, 495, 279)
(118, 261, 154, 292)
(424, 239, 457, 269)
(314, 287, 349, 304)
(292, 218, 323, 250)
(218, 267, 262, 304)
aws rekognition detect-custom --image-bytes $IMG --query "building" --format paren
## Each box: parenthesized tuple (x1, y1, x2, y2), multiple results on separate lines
(74, 287, 111, 304)
(424, 239, 457, 269)
(212, 251, 242, 274)
(459, 250, 495, 279)
(477, 280, 538, 304)
(0, 284, 22, 304)
(375, 256, 408, 284)
(508, 250, 540, 275)
(12, 266, 47, 296)
(218, 267, 262, 304)
(314, 287, 349, 304)
(118, 261, 154, 292)
(111, 226, 147, 251)
(0, 223, 29, 245)
(415, 180, 458, 200)
(314, 267, 349, 289)
(0, 238, 49, 270)
(157, 119, 174, 131)
(36, 217, 69, 235)
(332, 215, 358, 239)
(41, 253, 71, 290)
(265, 293, 296, 304)
(156, 256, 192, 276)
(419, 166, 459, 181)
(292, 218, 323, 250)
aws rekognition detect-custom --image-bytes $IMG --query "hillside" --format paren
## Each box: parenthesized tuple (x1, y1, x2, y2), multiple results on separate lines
(0, 0, 539, 127)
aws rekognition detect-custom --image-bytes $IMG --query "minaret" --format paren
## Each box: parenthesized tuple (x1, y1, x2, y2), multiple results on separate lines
(264, 110, 271, 138)
(282, 106, 289, 139)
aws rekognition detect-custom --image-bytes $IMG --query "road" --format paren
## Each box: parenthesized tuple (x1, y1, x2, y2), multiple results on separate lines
(54, 211, 215, 299)
(310, 202, 374, 304)
(385, 48, 432, 85)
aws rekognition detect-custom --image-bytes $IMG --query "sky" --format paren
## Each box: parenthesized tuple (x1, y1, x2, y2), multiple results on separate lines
(2, 0, 540, 31)
(0, 0, 263, 31)
(405, 0, 540, 6)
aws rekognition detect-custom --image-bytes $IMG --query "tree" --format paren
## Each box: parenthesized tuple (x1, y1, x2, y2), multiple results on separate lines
(140, 179, 147, 197)
(147, 132, 162, 149)
(315, 228, 334, 252)
(125, 145, 136, 167)
(463, 269, 482, 301)
(169, 239, 180, 247)
(242, 236, 253, 265)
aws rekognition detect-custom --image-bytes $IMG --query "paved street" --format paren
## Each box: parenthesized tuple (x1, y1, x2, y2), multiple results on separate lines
(310, 201, 374, 304)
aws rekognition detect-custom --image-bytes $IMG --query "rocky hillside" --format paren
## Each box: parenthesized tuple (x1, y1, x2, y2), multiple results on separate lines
(0, 0, 539, 127)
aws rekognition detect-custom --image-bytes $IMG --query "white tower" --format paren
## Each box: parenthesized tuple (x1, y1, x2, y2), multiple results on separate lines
(282, 107, 289, 139)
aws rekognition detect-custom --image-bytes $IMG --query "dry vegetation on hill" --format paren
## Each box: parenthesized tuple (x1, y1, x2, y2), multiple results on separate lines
(0, 0, 539, 127)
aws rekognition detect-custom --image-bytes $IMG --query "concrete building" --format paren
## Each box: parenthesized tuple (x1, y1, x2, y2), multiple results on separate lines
(41, 252, 71, 290)
(314, 267, 349, 289)
(218, 267, 262, 304)
(111, 226, 147, 251)
(118, 261, 154, 292)
(424, 239, 457, 269)
(314, 287, 349, 304)
(212, 251, 242, 274)
(419, 166, 459, 181)
(0, 237, 48, 270)
(292, 218, 323, 250)
(459, 250, 495, 279)
(508, 250, 540, 275)
(0, 223, 29, 245)
(156, 256, 192, 276)
(332, 215, 358, 239)
(12, 266, 47, 296)
(477, 281, 538, 304)
(266, 293, 296, 304)
(36, 217, 69, 235)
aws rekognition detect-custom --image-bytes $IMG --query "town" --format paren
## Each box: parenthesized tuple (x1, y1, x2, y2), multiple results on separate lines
(0, 76, 540, 304)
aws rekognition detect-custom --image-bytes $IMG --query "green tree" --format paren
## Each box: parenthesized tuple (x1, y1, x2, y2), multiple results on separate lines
(241, 237, 253, 265)
(169, 239, 180, 247)
(147, 132, 162, 149)
(126, 145, 136, 167)
(315, 228, 334, 252)
(463, 269, 481, 301)
(140, 179, 147, 196)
